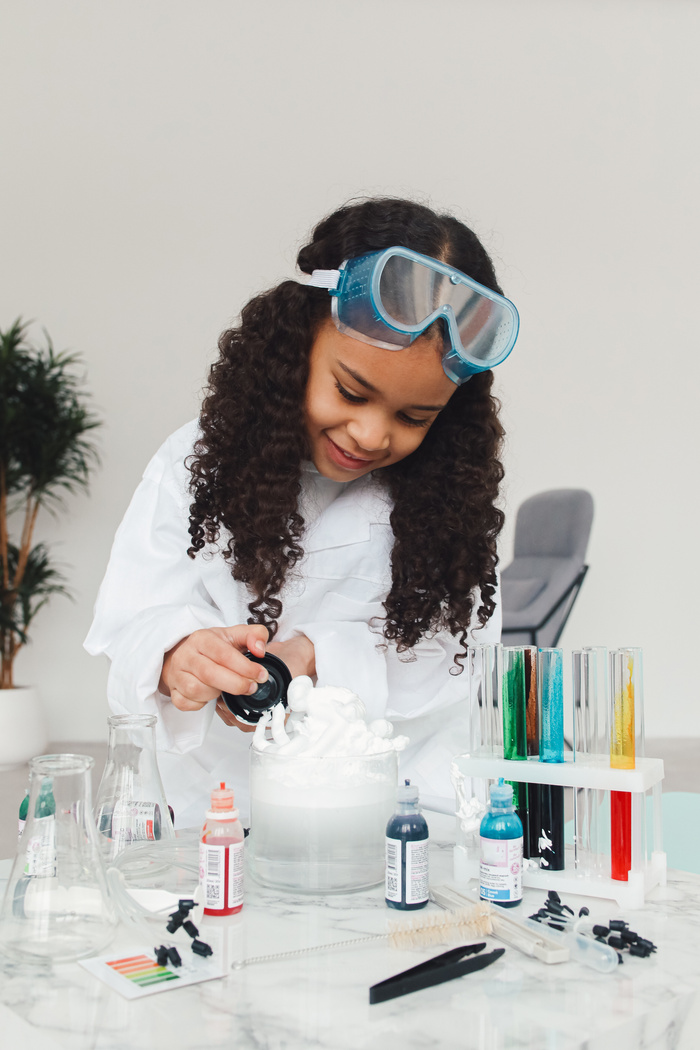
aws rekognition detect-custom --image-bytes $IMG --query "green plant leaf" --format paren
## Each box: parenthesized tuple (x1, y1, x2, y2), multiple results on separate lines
(0, 319, 102, 503)
(1, 318, 101, 682)
(0, 543, 71, 639)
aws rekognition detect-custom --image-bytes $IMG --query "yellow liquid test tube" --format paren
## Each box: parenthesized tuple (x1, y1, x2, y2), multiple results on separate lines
(610, 650, 636, 770)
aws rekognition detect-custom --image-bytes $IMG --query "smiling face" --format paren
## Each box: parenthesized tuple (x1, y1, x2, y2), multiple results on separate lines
(304, 318, 457, 481)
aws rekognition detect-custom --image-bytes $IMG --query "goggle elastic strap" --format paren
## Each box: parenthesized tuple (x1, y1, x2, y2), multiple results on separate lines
(306, 269, 341, 291)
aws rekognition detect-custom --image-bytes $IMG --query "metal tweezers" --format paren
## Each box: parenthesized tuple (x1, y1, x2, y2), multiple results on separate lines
(369, 943, 505, 1004)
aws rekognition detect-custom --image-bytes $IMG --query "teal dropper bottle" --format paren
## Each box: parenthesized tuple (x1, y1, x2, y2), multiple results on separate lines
(479, 778, 524, 908)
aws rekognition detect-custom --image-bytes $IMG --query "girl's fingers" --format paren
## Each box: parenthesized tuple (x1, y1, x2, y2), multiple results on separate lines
(169, 687, 212, 712)
(185, 648, 268, 698)
(192, 630, 269, 685)
(164, 625, 270, 710)
(215, 699, 257, 732)
(220, 624, 268, 658)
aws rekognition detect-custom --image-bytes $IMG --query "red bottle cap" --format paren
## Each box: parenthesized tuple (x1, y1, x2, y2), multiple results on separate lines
(210, 782, 235, 811)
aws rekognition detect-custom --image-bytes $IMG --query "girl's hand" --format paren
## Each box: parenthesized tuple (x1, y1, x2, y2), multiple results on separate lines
(215, 633, 317, 731)
(159, 625, 269, 714)
(266, 634, 316, 680)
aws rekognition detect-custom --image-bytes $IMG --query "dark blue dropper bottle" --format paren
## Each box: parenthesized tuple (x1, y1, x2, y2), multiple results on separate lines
(385, 779, 429, 910)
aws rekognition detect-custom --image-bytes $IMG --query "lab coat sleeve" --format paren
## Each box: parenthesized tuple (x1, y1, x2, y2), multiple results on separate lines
(84, 430, 227, 754)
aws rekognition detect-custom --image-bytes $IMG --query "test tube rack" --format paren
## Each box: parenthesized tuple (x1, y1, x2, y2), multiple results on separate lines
(451, 752, 667, 910)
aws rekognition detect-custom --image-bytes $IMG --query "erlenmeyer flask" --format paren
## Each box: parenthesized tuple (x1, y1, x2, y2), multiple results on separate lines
(94, 714, 175, 863)
(0, 753, 118, 962)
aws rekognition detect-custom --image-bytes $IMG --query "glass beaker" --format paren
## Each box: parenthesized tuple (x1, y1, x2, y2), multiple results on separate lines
(249, 748, 398, 893)
(94, 714, 175, 864)
(0, 754, 118, 962)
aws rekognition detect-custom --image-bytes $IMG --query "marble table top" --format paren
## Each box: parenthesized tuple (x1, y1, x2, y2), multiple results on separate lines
(1, 813, 699, 1050)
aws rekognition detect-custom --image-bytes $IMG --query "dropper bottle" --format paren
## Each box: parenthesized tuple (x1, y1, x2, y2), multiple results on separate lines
(479, 778, 523, 908)
(200, 782, 245, 916)
(385, 779, 429, 910)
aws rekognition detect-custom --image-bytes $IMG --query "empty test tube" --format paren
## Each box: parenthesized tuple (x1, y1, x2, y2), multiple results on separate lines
(469, 643, 503, 757)
(572, 647, 608, 875)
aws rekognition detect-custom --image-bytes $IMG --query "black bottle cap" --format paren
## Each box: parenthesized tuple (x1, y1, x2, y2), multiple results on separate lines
(191, 939, 213, 957)
(220, 651, 292, 724)
(182, 919, 199, 939)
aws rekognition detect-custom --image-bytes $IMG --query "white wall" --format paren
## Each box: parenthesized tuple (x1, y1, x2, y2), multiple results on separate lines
(1, 0, 698, 739)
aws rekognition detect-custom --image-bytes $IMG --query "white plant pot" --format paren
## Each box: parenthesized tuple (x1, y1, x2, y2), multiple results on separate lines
(0, 686, 49, 771)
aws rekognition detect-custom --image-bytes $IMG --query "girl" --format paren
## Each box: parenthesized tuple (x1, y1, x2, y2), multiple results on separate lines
(85, 197, 518, 826)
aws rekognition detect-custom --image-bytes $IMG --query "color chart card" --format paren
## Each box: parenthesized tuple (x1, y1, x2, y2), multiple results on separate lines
(79, 946, 226, 999)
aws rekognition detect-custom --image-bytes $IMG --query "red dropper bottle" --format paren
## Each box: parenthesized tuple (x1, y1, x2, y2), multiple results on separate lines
(200, 782, 244, 916)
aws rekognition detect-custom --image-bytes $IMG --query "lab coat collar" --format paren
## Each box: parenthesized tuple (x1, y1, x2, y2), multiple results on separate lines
(303, 472, 392, 552)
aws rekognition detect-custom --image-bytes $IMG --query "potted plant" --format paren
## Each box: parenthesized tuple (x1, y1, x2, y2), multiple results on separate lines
(0, 319, 101, 769)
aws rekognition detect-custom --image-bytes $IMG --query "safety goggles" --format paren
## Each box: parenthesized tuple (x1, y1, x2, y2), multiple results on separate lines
(306, 246, 519, 384)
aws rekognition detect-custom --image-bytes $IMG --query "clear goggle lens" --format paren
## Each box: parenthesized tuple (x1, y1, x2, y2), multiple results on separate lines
(377, 253, 514, 364)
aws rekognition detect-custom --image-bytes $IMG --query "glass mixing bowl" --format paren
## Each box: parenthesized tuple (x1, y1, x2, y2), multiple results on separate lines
(248, 748, 398, 893)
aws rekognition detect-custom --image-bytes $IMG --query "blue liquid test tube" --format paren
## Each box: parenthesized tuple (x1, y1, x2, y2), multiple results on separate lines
(536, 648, 565, 871)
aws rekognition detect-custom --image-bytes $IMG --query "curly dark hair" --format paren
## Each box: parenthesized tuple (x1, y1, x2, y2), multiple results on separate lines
(187, 198, 506, 662)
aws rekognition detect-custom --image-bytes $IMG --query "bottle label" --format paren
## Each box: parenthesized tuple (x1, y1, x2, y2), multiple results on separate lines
(24, 815, 57, 877)
(201, 843, 226, 910)
(405, 839, 429, 904)
(200, 841, 245, 911)
(385, 837, 402, 902)
(111, 800, 158, 848)
(480, 835, 523, 902)
(17, 818, 26, 840)
(228, 840, 245, 908)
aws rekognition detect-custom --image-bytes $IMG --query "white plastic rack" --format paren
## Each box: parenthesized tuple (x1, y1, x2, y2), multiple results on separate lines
(452, 752, 666, 910)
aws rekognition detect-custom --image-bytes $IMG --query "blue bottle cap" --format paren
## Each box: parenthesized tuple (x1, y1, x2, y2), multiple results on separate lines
(489, 782, 514, 806)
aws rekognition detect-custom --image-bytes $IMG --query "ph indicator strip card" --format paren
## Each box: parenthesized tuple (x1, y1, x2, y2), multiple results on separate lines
(79, 947, 225, 999)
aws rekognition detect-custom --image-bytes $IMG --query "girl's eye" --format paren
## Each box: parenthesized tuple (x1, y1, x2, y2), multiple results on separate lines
(336, 380, 432, 428)
(335, 381, 366, 405)
(398, 413, 431, 429)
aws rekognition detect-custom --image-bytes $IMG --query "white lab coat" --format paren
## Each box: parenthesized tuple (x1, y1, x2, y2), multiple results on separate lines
(85, 420, 500, 826)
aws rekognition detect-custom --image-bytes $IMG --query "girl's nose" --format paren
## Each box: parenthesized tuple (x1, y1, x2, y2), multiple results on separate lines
(346, 412, 391, 453)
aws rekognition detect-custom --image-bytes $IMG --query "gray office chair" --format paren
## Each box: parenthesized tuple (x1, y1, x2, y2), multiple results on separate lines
(501, 489, 594, 648)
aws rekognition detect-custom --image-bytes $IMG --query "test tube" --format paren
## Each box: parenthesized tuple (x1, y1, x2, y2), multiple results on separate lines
(467, 644, 503, 812)
(572, 647, 608, 876)
(539, 648, 565, 763)
(536, 648, 565, 871)
(502, 647, 527, 761)
(609, 648, 644, 881)
(523, 646, 539, 758)
(469, 643, 503, 757)
(501, 646, 528, 847)
(523, 646, 539, 859)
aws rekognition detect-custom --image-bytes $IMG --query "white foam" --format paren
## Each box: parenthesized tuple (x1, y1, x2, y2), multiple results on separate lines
(252, 676, 408, 758)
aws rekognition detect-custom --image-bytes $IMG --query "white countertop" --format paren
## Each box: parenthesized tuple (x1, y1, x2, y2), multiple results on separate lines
(1, 813, 699, 1050)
